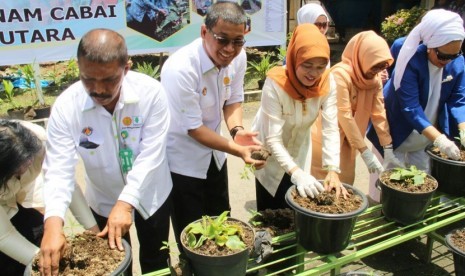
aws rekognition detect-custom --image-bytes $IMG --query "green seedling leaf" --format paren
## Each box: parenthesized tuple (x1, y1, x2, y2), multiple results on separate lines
(389, 165, 426, 185)
(225, 235, 246, 250)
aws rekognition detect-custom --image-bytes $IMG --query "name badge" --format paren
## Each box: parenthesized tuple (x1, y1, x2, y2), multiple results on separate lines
(119, 148, 134, 174)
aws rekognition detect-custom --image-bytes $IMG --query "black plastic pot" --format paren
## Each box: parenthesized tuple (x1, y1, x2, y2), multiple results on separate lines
(24, 239, 132, 276)
(181, 218, 253, 276)
(425, 144, 465, 196)
(445, 228, 465, 276)
(33, 105, 51, 119)
(7, 108, 25, 120)
(378, 170, 437, 225)
(285, 184, 368, 254)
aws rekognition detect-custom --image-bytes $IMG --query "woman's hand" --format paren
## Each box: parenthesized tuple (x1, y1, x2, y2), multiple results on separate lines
(323, 171, 349, 199)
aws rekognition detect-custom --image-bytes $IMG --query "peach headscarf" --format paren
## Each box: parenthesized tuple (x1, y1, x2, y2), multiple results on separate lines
(267, 23, 330, 101)
(332, 31, 393, 90)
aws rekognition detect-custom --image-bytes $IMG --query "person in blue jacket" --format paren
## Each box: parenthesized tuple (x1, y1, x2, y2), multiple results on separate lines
(368, 9, 465, 173)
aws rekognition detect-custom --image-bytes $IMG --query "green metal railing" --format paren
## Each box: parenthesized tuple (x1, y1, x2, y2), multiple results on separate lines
(145, 193, 465, 276)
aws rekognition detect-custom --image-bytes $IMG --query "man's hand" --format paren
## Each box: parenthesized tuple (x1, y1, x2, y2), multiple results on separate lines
(233, 129, 262, 146)
(97, 201, 133, 251)
(40, 217, 66, 276)
(239, 144, 266, 170)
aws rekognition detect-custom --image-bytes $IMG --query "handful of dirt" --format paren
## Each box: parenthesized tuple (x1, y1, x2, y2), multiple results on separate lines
(251, 148, 271, 161)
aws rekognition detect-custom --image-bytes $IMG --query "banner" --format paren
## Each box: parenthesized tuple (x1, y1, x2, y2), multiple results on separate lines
(0, 0, 286, 66)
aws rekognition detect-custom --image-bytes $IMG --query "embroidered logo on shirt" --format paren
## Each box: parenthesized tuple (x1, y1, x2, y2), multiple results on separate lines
(202, 87, 207, 96)
(82, 127, 93, 136)
(122, 117, 132, 126)
(132, 116, 143, 126)
(79, 127, 99, 149)
(121, 130, 129, 139)
(223, 76, 230, 85)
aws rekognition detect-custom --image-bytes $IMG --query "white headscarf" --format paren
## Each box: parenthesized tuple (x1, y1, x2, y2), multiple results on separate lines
(393, 9, 465, 90)
(297, 3, 327, 25)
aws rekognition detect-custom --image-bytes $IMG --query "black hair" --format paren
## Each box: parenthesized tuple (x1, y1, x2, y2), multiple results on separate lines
(0, 120, 42, 187)
(205, 1, 247, 31)
(77, 28, 128, 67)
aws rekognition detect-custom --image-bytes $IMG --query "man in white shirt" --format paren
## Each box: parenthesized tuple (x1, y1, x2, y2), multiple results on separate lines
(161, 1, 264, 251)
(40, 28, 172, 275)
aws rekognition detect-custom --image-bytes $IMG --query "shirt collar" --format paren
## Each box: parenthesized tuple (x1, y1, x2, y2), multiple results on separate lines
(199, 38, 219, 74)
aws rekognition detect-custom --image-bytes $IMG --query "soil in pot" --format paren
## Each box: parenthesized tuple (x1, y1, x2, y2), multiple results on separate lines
(285, 184, 368, 254)
(248, 208, 295, 274)
(425, 145, 465, 196)
(445, 228, 465, 275)
(181, 216, 255, 276)
(428, 145, 465, 161)
(378, 168, 438, 225)
(28, 232, 129, 276)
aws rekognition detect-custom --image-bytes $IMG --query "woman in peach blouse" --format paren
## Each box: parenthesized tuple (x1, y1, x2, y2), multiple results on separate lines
(311, 31, 402, 185)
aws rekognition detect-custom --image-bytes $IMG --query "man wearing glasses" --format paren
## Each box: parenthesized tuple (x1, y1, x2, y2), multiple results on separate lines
(160, 1, 265, 251)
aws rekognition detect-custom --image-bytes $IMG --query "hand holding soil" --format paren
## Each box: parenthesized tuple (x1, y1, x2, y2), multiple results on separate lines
(251, 148, 271, 161)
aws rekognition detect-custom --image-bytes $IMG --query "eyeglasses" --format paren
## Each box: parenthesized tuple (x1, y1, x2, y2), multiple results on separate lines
(314, 22, 329, 29)
(209, 30, 246, 47)
(434, 48, 462, 61)
(370, 61, 389, 73)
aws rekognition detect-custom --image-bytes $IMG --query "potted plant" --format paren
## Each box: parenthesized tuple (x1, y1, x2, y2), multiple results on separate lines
(425, 144, 465, 196)
(285, 183, 368, 254)
(180, 211, 254, 276)
(377, 165, 438, 225)
(3, 79, 25, 119)
(380, 6, 427, 45)
(26, 232, 132, 276)
(445, 227, 465, 275)
(19, 63, 51, 120)
(246, 53, 278, 90)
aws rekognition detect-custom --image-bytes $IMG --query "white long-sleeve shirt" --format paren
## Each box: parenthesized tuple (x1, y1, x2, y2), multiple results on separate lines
(161, 38, 246, 179)
(252, 76, 340, 196)
(44, 71, 172, 220)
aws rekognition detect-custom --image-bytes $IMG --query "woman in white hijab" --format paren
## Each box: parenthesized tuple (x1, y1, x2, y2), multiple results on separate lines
(297, 3, 329, 35)
(368, 9, 465, 173)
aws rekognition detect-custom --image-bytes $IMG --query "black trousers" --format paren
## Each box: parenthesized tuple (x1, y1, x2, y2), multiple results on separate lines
(91, 195, 171, 274)
(0, 204, 44, 276)
(170, 157, 230, 252)
(255, 173, 292, 211)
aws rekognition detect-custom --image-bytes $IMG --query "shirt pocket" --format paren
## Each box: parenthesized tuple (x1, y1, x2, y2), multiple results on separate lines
(200, 88, 217, 121)
(77, 142, 107, 169)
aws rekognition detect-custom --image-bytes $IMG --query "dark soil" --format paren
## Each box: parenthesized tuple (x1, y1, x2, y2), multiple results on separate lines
(430, 145, 465, 161)
(450, 228, 465, 252)
(380, 173, 438, 193)
(290, 188, 363, 214)
(182, 219, 254, 257)
(249, 208, 294, 237)
(31, 232, 125, 276)
(251, 148, 271, 161)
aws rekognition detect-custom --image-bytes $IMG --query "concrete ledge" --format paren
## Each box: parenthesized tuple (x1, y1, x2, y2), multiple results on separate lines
(244, 90, 261, 102)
